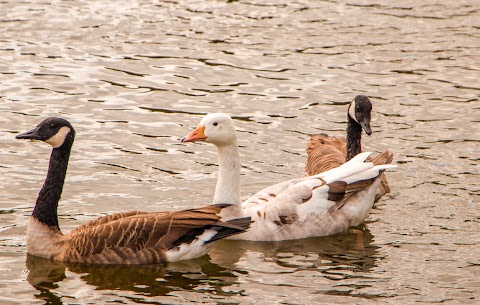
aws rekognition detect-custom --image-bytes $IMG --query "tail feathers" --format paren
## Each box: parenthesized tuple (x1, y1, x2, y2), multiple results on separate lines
(341, 164, 396, 184)
(319, 151, 396, 185)
(225, 216, 253, 230)
(318, 151, 373, 183)
(368, 150, 394, 166)
(206, 217, 252, 243)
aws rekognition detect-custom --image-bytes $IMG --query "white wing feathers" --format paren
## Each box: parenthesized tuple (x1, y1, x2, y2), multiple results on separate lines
(234, 151, 397, 241)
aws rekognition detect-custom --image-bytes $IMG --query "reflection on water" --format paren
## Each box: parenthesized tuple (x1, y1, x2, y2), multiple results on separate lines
(26, 254, 238, 303)
(25, 256, 66, 305)
(211, 226, 378, 274)
(25, 227, 379, 304)
(1, 0, 479, 304)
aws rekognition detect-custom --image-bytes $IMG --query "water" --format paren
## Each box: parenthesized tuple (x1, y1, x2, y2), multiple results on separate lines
(1, 0, 479, 304)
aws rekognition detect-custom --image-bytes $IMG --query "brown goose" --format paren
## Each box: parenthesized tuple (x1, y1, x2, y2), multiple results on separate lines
(304, 95, 392, 202)
(16, 117, 251, 264)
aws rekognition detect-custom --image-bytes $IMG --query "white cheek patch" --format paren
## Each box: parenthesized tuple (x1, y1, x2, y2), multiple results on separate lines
(45, 126, 71, 148)
(348, 99, 358, 123)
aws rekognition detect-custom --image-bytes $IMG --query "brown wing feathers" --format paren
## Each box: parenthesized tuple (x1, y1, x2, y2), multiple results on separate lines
(305, 134, 393, 202)
(63, 206, 250, 264)
(326, 181, 347, 202)
(305, 134, 347, 175)
(77, 211, 148, 228)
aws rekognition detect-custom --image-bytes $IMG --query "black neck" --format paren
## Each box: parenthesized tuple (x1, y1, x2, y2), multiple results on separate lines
(346, 115, 362, 161)
(32, 138, 73, 230)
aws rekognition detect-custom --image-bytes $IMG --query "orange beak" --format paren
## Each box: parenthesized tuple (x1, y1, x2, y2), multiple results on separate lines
(181, 125, 207, 142)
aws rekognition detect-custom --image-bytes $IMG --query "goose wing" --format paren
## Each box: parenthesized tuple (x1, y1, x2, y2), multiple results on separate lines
(64, 205, 250, 264)
(239, 152, 395, 240)
(75, 211, 149, 228)
(304, 134, 347, 176)
(305, 134, 393, 202)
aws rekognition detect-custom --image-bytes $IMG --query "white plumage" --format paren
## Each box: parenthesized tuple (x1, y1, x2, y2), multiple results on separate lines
(182, 113, 396, 241)
(166, 229, 218, 262)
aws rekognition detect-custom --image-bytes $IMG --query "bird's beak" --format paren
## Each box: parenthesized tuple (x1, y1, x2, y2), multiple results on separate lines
(16, 127, 42, 140)
(360, 119, 372, 136)
(181, 125, 207, 142)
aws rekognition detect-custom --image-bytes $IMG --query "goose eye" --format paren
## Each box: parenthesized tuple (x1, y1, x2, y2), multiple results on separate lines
(50, 123, 56, 128)
(213, 122, 218, 126)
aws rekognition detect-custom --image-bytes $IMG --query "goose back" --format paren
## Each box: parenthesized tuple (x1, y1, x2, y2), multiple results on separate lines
(304, 134, 347, 175)
(61, 206, 243, 264)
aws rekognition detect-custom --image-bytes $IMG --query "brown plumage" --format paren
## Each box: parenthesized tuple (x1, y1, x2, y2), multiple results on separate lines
(55, 206, 246, 264)
(305, 134, 347, 174)
(305, 134, 393, 202)
(17, 117, 251, 265)
(304, 96, 393, 202)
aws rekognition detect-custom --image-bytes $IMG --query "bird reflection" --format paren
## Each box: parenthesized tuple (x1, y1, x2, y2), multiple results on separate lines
(25, 256, 66, 305)
(25, 225, 378, 303)
(25, 254, 238, 304)
(209, 225, 379, 276)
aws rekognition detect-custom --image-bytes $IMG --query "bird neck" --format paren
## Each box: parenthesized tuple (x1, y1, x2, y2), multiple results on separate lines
(32, 141, 72, 231)
(214, 141, 242, 210)
(346, 115, 362, 161)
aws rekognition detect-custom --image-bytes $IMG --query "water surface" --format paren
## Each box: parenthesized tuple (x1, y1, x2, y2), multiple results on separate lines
(1, 0, 479, 304)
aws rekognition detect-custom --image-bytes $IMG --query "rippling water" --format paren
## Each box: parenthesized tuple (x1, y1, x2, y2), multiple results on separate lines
(1, 0, 479, 304)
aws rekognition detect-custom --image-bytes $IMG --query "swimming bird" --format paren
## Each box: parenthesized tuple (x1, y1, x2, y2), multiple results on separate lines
(181, 113, 396, 241)
(16, 117, 251, 264)
(304, 95, 392, 202)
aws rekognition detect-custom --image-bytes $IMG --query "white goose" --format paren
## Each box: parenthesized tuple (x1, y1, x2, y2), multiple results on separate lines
(181, 113, 396, 241)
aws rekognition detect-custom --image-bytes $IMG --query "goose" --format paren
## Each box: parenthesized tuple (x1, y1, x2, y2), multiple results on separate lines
(181, 113, 396, 241)
(16, 117, 251, 264)
(304, 95, 392, 202)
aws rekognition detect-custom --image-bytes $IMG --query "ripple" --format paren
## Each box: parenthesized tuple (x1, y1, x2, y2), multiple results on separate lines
(1, 0, 480, 304)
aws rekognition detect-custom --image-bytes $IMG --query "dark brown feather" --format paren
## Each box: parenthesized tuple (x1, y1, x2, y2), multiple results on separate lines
(61, 206, 249, 265)
(327, 181, 347, 202)
(278, 214, 298, 225)
(345, 178, 376, 193)
(205, 217, 253, 243)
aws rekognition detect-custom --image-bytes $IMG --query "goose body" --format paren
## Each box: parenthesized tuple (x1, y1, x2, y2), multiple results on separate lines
(181, 113, 396, 241)
(304, 95, 392, 202)
(17, 117, 251, 264)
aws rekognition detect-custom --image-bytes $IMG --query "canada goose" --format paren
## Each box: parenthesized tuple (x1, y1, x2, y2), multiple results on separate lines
(16, 117, 251, 264)
(304, 95, 392, 202)
(181, 113, 396, 241)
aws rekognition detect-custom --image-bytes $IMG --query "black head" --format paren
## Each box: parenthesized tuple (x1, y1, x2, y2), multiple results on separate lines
(348, 95, 372, 135)
(16, 117, 75, 148)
